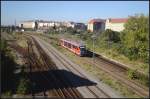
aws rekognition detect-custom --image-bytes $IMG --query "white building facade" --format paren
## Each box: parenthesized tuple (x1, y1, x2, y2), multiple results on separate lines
(105, 18, 128, 32)
(19, 21, 35, 29)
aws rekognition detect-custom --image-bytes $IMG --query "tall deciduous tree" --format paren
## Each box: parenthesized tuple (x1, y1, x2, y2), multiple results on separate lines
(121, 14, 149, 62)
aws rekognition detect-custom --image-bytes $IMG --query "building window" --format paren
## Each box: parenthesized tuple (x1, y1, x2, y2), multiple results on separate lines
(64, 42, 67, 46)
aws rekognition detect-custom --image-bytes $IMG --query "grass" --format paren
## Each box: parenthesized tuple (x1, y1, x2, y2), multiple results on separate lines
(2, 33, 31, 96)
(92, 46, 149, 87)
(45, 33, 149, 85)
(14, 34, 32, 95)
(61, 50, 140, 98)
(1, 91, 12, 97)
(39, 34, 142, 98)
(16, 78, 31, 95)
(88, 43, 149, 75)
(15, 34, 28, 48)
(43, 33, 149, 75)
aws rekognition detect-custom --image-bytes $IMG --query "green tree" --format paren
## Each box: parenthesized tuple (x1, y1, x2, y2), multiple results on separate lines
(121, 14, 149, 62)
(103, 29, 121, 43)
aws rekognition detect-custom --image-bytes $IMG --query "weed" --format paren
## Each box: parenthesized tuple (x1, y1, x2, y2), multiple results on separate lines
(127, 69, 139, 80)
(41, 33, 145, 98)
(16, 78, 30, 95)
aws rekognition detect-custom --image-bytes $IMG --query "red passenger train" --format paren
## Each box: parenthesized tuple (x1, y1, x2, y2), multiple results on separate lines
(60, 39, 86, 56)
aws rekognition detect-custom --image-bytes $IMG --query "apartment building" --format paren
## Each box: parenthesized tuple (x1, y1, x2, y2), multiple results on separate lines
(74, 23, 87, 31)
(87, 19, 105, 32)
(63, 21, 76, 28)
(37, 20, 50, 28)
(19, 21, 35, 29)
(37, 20, 56, 29)
(19, 20, 62, 29)
(105, 18, 128, 32)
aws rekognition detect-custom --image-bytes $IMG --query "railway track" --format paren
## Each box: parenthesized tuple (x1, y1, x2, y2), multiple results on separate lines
(81, 55, 149, 97)
(32, 35, 122, 98)
(35, 34, 149, 98)
(27, 37, 82, 98)
(41, 43, 110, 98)
(9, 36, 82, 98)
(9, 39, 52, 97)
(95, 53, 148, 78)
(33, 39, 105, 98)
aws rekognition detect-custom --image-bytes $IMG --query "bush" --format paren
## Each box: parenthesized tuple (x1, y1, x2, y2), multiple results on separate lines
(16, 78, 30, 95)
(1, 39, 17, 95)
(127, 69, 139, 80)
(121, 14, 149, 62)
(0, 39, 7, 52)
(2, 91, 12, 96)
(102, 29, 121, 43)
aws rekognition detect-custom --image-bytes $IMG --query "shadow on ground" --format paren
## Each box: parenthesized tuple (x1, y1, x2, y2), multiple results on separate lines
(84, 50, 99, 57)
(28, 69, 97, 94)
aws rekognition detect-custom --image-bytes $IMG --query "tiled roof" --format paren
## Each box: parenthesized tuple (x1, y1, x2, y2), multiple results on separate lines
(109, 18, 128, 23)
(89, 19, 105, 24)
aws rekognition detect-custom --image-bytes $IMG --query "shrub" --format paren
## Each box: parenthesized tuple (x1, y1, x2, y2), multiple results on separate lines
(102, 29, 121, 43)
(121, 14, 149, 62)
(127, 69, 139, 80)
(2, 91, 12, 96)
(16, 78, 30, 95)
(0, 39, 7, 52)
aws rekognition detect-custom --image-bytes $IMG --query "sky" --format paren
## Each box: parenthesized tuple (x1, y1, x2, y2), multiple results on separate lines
(1, 1, 149, 25)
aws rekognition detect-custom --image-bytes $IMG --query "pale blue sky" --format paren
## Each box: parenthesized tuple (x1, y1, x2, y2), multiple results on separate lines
(1, 1, 149, 25)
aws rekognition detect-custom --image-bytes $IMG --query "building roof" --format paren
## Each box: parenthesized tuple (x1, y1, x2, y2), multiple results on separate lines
(22, 20, 35, 23)
(75, 23, 85, 25)
(109, 18, 128, 23)
(88, 19, 105, 24)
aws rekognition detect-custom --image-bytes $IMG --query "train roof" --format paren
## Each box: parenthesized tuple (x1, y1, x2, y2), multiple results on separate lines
(60, 38, 85, 47)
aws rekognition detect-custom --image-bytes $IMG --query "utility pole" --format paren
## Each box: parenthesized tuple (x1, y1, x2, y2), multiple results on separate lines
(91, 31, 100, 66)
(91, 34, 96, 65)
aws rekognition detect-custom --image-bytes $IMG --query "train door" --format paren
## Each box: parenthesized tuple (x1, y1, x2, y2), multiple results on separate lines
(64, 41, 68, 47)
(80, 46, 86, 56)
(68, 43, 71, 49)
(72, 45, 76, 53)
(76, 47, 80, 55)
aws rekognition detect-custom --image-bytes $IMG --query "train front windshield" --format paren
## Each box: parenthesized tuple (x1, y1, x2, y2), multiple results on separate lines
(80, 48, 85, 51)
(80, 46, 86, 56)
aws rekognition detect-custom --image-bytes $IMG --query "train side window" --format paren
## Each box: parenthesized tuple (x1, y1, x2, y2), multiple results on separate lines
(64, 42, 67, 46)
(74, 46, 77, 49)
(76, 47, 79, 50)
(73, 45, 76, 49)
(68, 43, 71, 48)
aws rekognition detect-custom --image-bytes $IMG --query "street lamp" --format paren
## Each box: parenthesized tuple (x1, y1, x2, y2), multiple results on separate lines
(91, 34, 96, 64)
